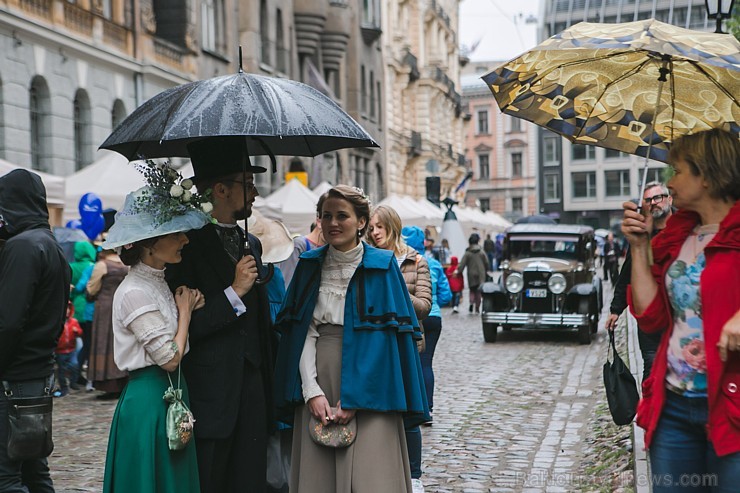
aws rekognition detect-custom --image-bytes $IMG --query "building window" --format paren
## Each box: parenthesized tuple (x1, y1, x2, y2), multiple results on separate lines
(572, 144, 595, 161)
(202, 0, 216, 52)
(544, 173, 560, 203)
(512, 197, 523, 214)
(509, 115, 521, 133)
(360, 66, 367, 114)
(511, 152, 522, 177)
(376, 81, 382, 127)
(74, 89, 92, 171)
(276, 8, 287, 73)
(478, 154, 490, 180)
(605, 148, 627, 159)
(689, 5, 706, 29)
(605, 169, 630, 197)
(544, 136, 560, 165)
(476, 109, 489, 135)
(369, 71, 375, 119)
(29, 77, 51, 173)
(572, 172, 596, 199)
(260, 0, 270, 65)
(111, 99, 127, 130)
(362, 0, 378, 26)
(479, 198, 490, 212)
(101, 0, 112, 19)
(641, 167, 666, 188)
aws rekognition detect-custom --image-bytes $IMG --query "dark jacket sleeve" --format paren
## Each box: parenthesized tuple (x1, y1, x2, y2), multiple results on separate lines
(609, 247, 631, 315)
(0, 241, 37, 374)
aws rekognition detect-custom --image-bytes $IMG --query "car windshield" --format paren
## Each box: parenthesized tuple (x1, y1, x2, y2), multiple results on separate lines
(508, 235, 580, 260)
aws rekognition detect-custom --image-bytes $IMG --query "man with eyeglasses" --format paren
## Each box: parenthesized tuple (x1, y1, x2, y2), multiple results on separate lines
(606, 181, 673, 379)
(165, 137, 274, 493)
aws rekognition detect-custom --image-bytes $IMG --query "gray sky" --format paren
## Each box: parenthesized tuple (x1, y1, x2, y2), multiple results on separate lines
(459, 0, 541, 62)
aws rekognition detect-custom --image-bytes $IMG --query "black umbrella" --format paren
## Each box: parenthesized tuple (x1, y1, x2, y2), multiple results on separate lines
(101, 51, 379, 283)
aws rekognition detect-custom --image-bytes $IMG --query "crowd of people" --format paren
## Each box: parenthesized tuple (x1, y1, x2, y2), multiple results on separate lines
(1, 127, 738, 493)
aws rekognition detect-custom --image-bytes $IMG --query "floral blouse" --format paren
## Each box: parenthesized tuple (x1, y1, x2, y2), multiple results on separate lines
(664, 224, 718, 396)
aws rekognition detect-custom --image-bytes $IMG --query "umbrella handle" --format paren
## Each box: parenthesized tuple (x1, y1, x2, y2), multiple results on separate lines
(244, 241, 275, 285)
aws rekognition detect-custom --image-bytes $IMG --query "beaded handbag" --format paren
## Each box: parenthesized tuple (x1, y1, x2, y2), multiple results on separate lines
(308, 408, 357, 448)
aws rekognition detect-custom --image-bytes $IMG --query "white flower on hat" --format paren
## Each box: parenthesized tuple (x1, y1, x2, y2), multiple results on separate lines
(181, 178, 194, 190)
(182, 190, 192, 203)
(170, 184, 184, 198)
(201, 202, 213, 213)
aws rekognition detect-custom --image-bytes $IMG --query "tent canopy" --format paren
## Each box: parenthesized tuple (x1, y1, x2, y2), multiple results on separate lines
(64, 152, 194, 222)
(260, 178, 319, 235)
(312, 181, 333, 197)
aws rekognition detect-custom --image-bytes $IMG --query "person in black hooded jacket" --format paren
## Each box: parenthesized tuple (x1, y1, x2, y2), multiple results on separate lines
(0, 168, 70, 493)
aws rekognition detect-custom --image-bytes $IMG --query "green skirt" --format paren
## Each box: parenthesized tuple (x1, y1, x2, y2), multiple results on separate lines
(103, 365, 200, 493)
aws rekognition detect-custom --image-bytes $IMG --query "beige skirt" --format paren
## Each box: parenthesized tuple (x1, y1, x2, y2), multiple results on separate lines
(290, 323, 412, 493)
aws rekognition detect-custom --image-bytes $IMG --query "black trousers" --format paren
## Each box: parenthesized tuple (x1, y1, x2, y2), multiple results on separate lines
(638, 328, 663, 381)
(0, 377, 54, 493)
(195, 363, 267, 493)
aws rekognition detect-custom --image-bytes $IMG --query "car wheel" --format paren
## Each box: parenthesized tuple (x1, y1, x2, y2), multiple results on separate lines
(577, 298, 592, 345)
(483, 323, 498, 343)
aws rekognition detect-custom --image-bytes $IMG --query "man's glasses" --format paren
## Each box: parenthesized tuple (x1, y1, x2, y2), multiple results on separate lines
(643, 194, 668, 205)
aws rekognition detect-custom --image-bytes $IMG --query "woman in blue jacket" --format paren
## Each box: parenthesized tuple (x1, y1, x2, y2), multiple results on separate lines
(274, 185, 429, 493)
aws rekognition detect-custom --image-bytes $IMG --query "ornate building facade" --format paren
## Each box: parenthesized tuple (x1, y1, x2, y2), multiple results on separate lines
(382, 0, 467, 201)
(0, 0, 385, 199)
(461, 61, 537, 222)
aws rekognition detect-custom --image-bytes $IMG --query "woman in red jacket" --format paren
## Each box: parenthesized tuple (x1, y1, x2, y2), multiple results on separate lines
(622, 128, 740, 492)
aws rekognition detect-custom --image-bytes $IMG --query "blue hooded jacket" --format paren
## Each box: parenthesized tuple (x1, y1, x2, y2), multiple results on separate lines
(402, 226, 452, 317)
(273, 242, 430, 427)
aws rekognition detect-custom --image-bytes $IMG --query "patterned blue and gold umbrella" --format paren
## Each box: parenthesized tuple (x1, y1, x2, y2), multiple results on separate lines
(483, 19, 740, 170)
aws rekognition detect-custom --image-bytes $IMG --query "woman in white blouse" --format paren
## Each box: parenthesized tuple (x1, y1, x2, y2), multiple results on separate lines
(100, 185, 210, 493)
(274, 185, 430, 493)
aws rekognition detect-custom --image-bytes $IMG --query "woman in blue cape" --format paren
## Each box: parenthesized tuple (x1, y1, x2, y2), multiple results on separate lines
(273, 185, 429, 493)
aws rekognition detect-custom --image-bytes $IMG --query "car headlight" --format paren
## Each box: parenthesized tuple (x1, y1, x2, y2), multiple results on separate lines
(505, 273, 524, 293)
(548, 273, 567, 294)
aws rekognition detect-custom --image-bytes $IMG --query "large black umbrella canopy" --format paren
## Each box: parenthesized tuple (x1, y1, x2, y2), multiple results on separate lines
(100, 71, 378, 160)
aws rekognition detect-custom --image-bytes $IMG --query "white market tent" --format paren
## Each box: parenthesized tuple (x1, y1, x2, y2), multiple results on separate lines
(260, 178, 319, 236)
(376, 195, 428, 228)
(64, 151, 144, 221)
(64, 153, 195, 222)
(312, 181, 333, 197)
(0, 159, 66, 225)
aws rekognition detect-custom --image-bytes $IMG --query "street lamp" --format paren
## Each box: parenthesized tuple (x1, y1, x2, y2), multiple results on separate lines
(705, 0, 735, 33)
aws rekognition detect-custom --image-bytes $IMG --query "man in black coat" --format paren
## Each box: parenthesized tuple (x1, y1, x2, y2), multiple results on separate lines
(165, 138, 274, 493)
(605, 181, 673, 379)
(0, 169, 71, 492)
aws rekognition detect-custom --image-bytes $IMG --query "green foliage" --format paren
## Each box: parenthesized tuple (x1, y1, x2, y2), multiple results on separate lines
(728, 12, 740, 41)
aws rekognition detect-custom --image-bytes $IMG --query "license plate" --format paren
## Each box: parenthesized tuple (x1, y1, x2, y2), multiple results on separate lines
(526, 289, 547, 298)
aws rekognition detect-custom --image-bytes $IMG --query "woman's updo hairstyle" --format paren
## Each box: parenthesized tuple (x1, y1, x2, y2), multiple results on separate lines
(118, 237, 159, 266)
(316, 185, 371, 237)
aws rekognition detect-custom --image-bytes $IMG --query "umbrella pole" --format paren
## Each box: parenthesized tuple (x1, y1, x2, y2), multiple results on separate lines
(635, 56, 671, 266)
(241, 138, 274, 284)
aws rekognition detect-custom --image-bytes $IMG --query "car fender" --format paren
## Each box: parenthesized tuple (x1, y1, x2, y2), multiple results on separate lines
(482, 281, 504, 294)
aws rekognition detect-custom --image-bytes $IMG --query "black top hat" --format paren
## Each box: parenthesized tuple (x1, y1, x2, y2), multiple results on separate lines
(186, 137, 267, 182)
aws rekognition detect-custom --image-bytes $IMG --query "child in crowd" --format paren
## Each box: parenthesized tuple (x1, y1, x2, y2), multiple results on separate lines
(446, 256, 464, 313)
(54, 301, 83, 397)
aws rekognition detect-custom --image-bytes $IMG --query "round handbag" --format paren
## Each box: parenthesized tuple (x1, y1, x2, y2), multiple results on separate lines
(308, 408, 357, 448)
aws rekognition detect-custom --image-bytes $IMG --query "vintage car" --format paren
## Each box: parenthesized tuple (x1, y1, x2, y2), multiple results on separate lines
(480, 224, 603, 344)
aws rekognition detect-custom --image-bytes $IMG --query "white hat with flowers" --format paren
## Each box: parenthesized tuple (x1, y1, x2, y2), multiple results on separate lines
(103, 161, 213, 251)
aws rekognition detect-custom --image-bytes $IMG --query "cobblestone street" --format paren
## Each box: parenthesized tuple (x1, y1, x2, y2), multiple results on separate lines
(49, 290, 618, 492)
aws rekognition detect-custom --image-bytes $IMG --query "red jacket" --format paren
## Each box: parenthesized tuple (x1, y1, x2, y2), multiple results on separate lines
(628, 200, 740, 456)
(446, 257, 464, 293)
(57, 306, 83, 355)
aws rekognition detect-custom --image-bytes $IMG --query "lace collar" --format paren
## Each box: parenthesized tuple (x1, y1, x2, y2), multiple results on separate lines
(326, 241, 364, 265)
(131, 262, 166, 282)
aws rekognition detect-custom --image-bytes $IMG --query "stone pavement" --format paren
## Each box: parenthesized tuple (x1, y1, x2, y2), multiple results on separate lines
(48, 287, 639, 492)
(419, 301, 615, 492)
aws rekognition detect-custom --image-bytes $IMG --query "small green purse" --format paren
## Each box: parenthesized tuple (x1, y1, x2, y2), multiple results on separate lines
(163, 366, 195, 451)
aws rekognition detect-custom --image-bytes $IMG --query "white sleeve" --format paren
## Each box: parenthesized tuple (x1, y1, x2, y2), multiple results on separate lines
(119, 289, 177, 366)
(299, 321, 324, 402)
